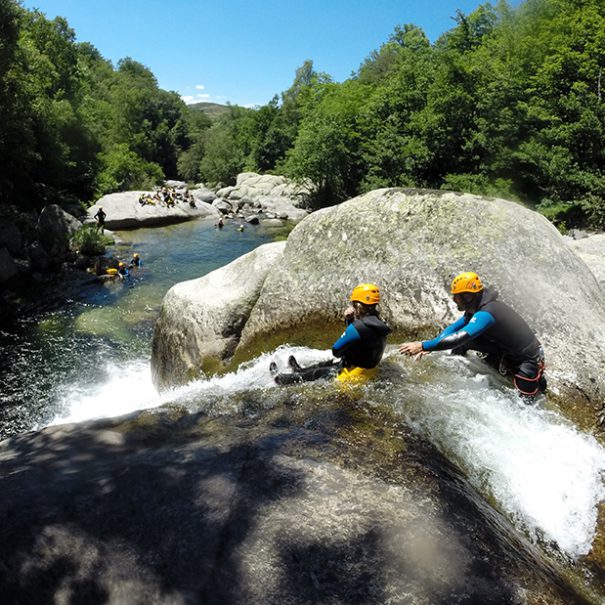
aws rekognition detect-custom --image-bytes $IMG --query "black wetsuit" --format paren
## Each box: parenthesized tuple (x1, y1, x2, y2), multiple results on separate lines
(422, 288, 546, 397)
(94, 208, 106, 230)
(274, 314, 391, 385)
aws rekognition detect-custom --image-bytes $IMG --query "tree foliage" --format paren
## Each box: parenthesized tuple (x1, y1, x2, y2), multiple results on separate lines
(2, 0, 605, 229)
(0, 2, 211, 214)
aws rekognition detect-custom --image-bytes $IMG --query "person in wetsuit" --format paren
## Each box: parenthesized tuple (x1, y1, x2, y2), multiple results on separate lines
(117, 262, 130, 280)
(399, 271, 546, 399)
(271, 283, 391, 385)
(94, 207, 106, 233)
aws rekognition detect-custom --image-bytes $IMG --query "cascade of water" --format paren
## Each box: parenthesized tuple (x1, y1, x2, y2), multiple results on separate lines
(44, 343, 605, 560)
(383, 352, 605, 559)
(45, 345, 330, 425)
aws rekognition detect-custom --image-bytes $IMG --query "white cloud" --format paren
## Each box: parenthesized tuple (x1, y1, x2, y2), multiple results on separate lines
(181, 92, 213, 105)
(180, 85, 234, 106)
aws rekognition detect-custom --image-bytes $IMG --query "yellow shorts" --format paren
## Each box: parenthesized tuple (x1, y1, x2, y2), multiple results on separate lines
(335, 365, 379, 385)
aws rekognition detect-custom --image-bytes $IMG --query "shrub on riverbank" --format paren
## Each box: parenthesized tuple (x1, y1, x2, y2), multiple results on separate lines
(70, 225, 111, 256)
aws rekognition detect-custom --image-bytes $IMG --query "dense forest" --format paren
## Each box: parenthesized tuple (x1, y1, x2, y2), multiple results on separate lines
(1, 0, 604, 229)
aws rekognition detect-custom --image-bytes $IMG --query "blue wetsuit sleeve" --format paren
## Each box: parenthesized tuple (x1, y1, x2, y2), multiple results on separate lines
(422, 311, 495, 351)
(422, 316, 468, 349)
(332, 323, 361, 357)
(436, 315, 468, 338)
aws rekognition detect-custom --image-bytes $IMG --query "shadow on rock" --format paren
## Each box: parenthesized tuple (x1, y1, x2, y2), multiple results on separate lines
(0, 398, 596, 605)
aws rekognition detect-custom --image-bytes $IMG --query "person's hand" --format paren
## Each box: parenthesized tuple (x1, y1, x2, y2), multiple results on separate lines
(344, 306, 355, 321)
(399, 341, 425, 357)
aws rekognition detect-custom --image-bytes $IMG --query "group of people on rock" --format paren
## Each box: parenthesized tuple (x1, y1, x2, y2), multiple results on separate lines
(272, 272, 547, 402)
(138, 187, 196, 208)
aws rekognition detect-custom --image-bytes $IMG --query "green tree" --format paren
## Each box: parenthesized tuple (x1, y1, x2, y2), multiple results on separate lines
(96, 144, 163, 195)
(198, 117, 246, 186)
(283, 82, 366, 205)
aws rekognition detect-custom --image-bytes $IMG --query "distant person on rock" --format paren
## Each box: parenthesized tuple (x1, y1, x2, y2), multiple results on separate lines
(399, 271, 546, 400)
(94, 207, 106, 233)
(271, 283, 391, 386)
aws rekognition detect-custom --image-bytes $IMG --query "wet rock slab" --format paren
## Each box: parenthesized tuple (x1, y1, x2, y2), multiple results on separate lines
(0, 399, 590, 605)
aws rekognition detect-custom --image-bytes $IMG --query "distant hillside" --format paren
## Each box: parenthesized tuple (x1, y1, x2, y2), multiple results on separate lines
(188, 102, 251, 120)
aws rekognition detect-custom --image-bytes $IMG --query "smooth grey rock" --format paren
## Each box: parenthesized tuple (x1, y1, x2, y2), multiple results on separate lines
(0, 401, 583, 605)
(257, 196, 308, 222)
(191, 188, 216, 203)
(0, 247, 18, 282)
(232, 173, 313, 210)
(164, 179, 187, 189)
(151, 241, 286, 390)
(216, 185, 236, 198)
(212, 199, 233, 215)
(151, 187, 605, 410)
(567, 233, 605, 289)
(88, 192, 221, 230)
(237, 188, 605, 407)
(0, 219, 23, 256)
(37, 204, 82, 257)
(212, 174, 312, 222)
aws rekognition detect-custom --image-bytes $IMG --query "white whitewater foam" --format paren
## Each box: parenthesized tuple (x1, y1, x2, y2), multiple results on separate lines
(49, 360, 165, 425)
(392, 353, 605, 558)
(46, 346, 605, 558)
(46, 346, 334, 425)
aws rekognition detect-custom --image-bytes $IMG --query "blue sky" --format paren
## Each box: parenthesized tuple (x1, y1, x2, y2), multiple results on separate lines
(22, 0, 514, 107)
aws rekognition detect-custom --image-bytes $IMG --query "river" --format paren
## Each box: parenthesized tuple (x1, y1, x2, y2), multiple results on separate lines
(1, 216, 605, 592)
(0, 218, 287, 437)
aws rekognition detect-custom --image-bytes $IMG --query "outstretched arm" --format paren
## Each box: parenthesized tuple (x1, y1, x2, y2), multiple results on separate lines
(400, 315, 468, 356)
(399, 312, 495, 356)
(423, 311, 495, 351)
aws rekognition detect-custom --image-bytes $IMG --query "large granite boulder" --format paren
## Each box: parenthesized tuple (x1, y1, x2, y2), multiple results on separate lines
(567, 233, 605, 289)
(153, 188, 605, 419)
(0, 218, 23, 256)
(88, 191, 221, 230)
(37, 204, 82, 257)
(191, 187, 217, 203)
(0, 247, 18, 282)
(239, 189, 605, 411)
(152, 242, 285, 390)
(215, 173, 312, 221)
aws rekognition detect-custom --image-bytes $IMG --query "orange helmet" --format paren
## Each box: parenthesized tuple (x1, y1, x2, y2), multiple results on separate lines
(451, 272, 483, 294)
(350, 283, 380, 305)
